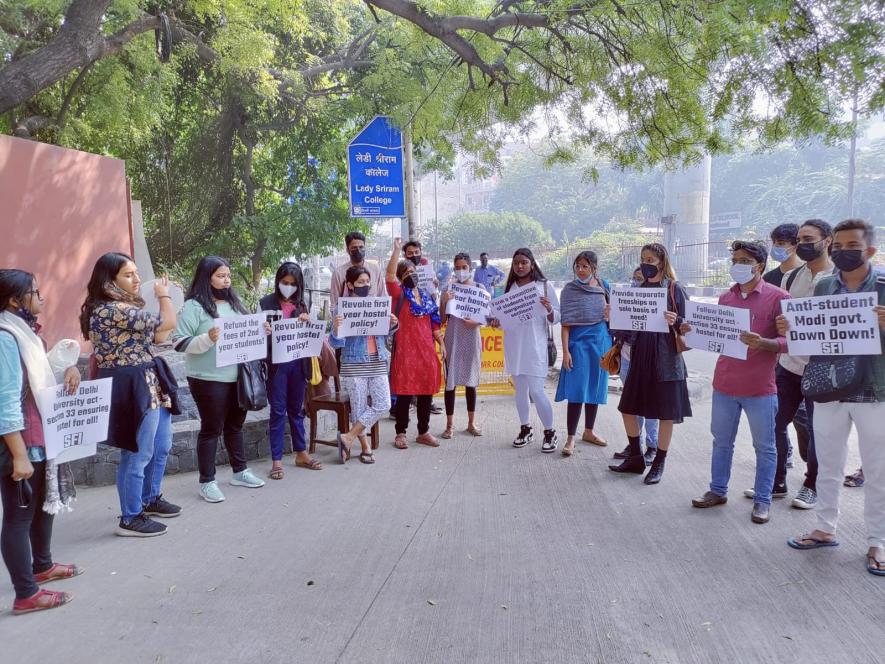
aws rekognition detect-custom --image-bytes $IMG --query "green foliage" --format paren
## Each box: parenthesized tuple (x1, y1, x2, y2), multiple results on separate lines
(424, 211, 552, 261)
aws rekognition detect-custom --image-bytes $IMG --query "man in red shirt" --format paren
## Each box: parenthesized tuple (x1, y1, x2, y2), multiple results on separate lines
(688, 240, 790, 524)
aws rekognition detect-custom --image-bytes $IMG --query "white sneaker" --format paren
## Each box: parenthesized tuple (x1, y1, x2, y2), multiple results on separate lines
(199, 480, 226, 503)
(230, 468, 265, 488)
(743, 488, 756, 499)
(792, 486, 817, 509)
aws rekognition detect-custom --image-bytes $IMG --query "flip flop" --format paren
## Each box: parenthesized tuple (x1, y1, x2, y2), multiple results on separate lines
(866, 554, 885, 576)
(359, 452, 375, 465)
(336, 433, 348, 464)
(787, 534, 840, 550)
(268, 467, 285, 480)
(294, 458, 322, 471)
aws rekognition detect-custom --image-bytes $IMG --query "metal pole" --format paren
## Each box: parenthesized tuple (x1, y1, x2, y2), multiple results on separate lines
(404, 125, 417, 240)
(434, 171, 439, 264)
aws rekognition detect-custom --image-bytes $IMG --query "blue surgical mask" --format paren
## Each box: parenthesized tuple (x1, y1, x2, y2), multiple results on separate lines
(576, 276, 591, 285)
(770, 246, 791, 263)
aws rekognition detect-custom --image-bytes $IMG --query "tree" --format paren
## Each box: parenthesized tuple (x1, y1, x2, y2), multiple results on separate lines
(426, 211, 552, 260)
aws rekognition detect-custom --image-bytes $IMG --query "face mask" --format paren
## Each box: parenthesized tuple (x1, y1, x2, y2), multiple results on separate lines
(729, 263, 757, 285)
(639, 263, 659, 280)
(349, 248, 365, 263)
(353, 285, 371, 297)
(278, 284, 297, 299)
(402, 275, 417, 289)
(211, 286, 230, 300)
(454, 270, 471, 283)
(576, 275, 592, 285)
(831, 249, 866, 273)
(770, 247, 791, 263)
(408, 255, 421, 266)
(795, 241, 824, 262)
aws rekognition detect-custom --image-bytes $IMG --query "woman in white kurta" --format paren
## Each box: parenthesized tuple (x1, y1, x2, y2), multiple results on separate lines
(489, 248, 561, 452)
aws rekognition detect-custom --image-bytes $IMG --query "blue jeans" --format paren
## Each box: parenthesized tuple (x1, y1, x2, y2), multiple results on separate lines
(709, 390, 777, 504)
(116, 407, 172, 522)
(268, 361, 307, 460)
(620, 353, 659, 449)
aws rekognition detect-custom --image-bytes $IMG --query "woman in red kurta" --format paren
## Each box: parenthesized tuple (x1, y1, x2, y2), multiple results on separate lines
(386, 238, 444, 449)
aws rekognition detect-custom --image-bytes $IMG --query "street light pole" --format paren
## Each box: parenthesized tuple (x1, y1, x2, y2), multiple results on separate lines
(404, 125, 417, 240)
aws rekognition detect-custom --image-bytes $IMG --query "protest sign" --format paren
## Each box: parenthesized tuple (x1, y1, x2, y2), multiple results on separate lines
(417, 264, 436, 294)
(609, 285, 669, 333)
(446, 283, 490, 321)
(490, 282, 541, 329)
(36, 378, 112, 463)
(214, 314, 267, 367)
(781, 293, 881, 355)
(271, 319, 325, 364)
(338, 296, 391, 337)
(684, 301, 751, 360)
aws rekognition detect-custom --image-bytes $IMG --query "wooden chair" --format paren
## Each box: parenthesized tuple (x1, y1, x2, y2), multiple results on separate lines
(306, 374, 380, 453)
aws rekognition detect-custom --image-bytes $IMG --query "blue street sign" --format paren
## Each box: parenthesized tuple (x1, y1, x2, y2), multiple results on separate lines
(347, 116, 405, 218)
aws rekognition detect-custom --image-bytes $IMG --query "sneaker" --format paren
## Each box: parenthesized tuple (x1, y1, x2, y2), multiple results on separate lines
(230, 469, 266, 488)
(116, 513, 167, 537)
(643, 447, 657, 466)
(792, 486, 817, 510)
(541, 429, 559, 453)
(143, 494, 182, 518)
(199, 480, 226, 503)
(743, 486, 788, 500)
(513, 425, 533, 448)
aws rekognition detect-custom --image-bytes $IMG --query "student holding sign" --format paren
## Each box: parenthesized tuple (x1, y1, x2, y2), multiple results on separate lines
(489, 248, 561, 453)
(0, 270, 82, 614)
(685, 241, 790, 524)
(386, 238, 444, 449)
(555, 251, 612, 456)
(82, 253, 183, 537)
(609, 243, 690, 484)
(438, 253, 484, 439)
(779, 219, 885, 577)
(172, 257, 266, 504)
(330, 266, 398, 464)
(258, 262, 320, 479)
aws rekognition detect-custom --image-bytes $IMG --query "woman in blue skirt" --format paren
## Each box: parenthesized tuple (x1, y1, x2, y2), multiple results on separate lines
(555, 251, 612, 456)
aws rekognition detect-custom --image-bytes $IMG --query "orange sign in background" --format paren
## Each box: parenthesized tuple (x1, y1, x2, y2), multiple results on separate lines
(437, 326, 514, 397)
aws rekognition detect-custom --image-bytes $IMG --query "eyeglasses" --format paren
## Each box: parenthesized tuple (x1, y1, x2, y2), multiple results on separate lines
(27, 289, 42, 300)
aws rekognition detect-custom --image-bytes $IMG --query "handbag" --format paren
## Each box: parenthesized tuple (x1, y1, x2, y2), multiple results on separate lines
(309, 356, 323, 386)
(385, 292, 408, 354)
(544, 281, 557, 367)
(667, 280, 688, 354)
(801, 355, 869, 403)
(237, 359, 268, 411)
(599, 341, 622, 375)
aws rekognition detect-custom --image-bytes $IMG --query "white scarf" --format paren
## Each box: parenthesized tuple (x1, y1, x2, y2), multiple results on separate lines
(0, 311, 56, 402)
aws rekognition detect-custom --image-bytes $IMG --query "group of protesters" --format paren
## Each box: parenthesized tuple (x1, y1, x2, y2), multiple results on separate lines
(1, 217, 883, 614)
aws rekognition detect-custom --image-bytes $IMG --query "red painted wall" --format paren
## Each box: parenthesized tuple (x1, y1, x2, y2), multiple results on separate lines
(0, 135, 133, 347)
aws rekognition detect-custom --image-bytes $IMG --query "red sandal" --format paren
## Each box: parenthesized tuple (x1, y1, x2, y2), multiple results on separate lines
(33, 563, 84, 584)
(12, 588, 73, 615)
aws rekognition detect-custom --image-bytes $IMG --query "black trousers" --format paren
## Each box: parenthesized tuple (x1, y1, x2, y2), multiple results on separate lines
(774, 366, 817, 490)
(395, 394, 431, 435)
(187, 378, 248, 483)
(1, 460, 53, 599)
(566, 403, 599, 436)
(444, 387, 477, 415)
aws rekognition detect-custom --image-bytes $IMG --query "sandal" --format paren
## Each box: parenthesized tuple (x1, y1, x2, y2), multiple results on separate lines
(466, 425, 482, 437)
(582, 431, 608, 446)
(787, 534, 840, 550)
(33, 563, 83, 584)
(268, 466, 285, 480)
(295, 457, 323, 470)
(359, 452, 376, 465)
(866, 551, 885, 576)
(440, 428, 453, 439)
(394, 433, 409, 450)
(12, 588, 73, 615)
(844, 469, 864, 488)
(561, 444, 574, 457)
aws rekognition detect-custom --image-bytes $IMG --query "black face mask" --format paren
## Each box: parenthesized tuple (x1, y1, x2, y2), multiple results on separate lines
(211, 286, 230, 300)
(831, 249, 866, 273)
(408, 255, 421, 266)
(353, 285, 371, 297)
(795, 241, 825, 261)
(402, 275, 417, 289)
(349, 248, 365, 263)
(639, 263, 660, 280)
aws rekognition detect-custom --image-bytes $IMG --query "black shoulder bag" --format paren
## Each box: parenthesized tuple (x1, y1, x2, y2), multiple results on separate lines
(543, 281, 557, 368)
(237, 360, 269, 411)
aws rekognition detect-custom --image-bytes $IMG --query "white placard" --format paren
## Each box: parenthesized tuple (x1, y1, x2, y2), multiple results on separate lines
(271, 319, 325, 363)
(684, 301, 752, 360)
(490, 282, 541, 330)
(609, 285, 669, 333)
(139, 280, 185, 315)
(781, 293, 881, 355)
(417, 264, 436, 294)
(446, 283, 490, 321)
(337, 296, 391, 337)
(213, 314, 267, 367)
(36, 378, 112, 463)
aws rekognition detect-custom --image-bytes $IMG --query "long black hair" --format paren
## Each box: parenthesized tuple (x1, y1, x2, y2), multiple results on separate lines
(0, 269, 35, 311)
(274, 261, 306, 313)
(344, 265, 370, 296)
(504, 248, 546, 293)
(79, 252, 134, 336)
(186, 256, 248, 318)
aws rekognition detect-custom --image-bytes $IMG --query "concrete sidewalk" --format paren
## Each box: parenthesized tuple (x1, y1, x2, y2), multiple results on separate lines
(2, 388, 880, 664)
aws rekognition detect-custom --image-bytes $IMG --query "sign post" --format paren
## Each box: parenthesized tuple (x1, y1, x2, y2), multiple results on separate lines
(347, 116, 405, 219)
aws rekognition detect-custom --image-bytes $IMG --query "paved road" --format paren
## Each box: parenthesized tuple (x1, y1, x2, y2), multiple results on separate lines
(2, 385, 879, 663)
